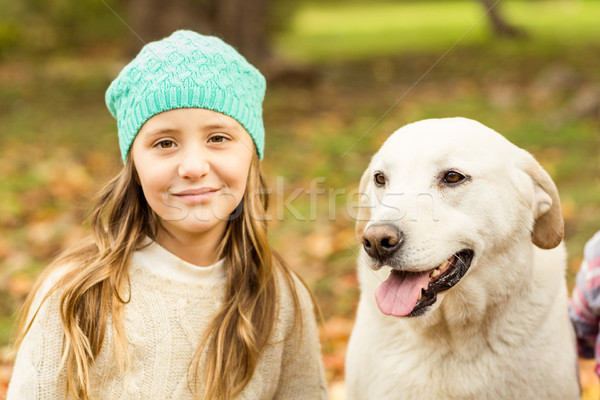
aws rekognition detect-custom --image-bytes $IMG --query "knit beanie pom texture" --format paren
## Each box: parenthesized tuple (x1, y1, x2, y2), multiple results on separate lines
(105, 30, 266, 163)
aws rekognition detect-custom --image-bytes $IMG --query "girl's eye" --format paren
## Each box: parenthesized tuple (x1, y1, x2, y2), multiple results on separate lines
(209, 135, 228, 143)
(157, 140, 175, 149)
(443, 170, 466, 185)
(374, 172, 386, 187)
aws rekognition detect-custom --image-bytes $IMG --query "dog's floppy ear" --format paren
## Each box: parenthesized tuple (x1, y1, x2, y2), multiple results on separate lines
(519, 150, 564, 249)
(355, 169, 372, 239)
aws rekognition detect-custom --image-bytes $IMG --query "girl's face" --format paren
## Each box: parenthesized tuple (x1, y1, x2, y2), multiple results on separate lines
(131, 108, 255, 243)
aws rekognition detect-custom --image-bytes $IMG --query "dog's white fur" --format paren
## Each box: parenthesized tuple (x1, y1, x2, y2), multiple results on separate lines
(345, 118, 579, 400)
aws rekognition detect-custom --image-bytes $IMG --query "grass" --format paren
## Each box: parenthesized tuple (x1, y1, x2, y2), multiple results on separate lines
(277, 0, 600, 62)
(277, 2, 486, 60)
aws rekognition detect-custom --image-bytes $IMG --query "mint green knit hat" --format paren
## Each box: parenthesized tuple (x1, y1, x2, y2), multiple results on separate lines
(105, 30, 266, 163)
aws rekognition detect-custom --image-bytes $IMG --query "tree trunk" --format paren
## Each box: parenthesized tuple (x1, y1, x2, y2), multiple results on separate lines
(478, 0, 525, 38)
(125, 0, 196, 51)
(213, 0, 271, 66)
(124, 0, 271, 65)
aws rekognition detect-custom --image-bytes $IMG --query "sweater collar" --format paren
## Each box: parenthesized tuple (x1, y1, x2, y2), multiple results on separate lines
(132, 238, 226, 285)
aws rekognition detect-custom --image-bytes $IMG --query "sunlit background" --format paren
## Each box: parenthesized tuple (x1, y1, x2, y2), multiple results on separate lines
(1, 0, 599, 398)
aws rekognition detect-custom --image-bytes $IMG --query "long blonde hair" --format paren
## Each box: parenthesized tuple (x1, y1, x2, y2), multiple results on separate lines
(15, 154, 305, 400)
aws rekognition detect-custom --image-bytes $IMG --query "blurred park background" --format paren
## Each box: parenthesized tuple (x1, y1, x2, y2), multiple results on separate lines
(1, 0, 599, 397)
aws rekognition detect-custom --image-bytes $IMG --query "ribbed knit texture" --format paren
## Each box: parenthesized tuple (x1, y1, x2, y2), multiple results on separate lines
(7, 241, 328, 399)
(105, 30, 266, 163)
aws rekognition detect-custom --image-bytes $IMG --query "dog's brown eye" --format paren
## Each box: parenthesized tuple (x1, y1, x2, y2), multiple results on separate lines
(443, 171, 466, 184)
(374, 172, 386, 186)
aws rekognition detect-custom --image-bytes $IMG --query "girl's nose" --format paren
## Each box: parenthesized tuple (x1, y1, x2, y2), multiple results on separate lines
(178, 147, 210, 180)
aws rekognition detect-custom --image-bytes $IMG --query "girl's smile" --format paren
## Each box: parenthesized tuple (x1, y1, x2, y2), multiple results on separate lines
(131, 108, 255, 257)
(171, 187, 221, 204)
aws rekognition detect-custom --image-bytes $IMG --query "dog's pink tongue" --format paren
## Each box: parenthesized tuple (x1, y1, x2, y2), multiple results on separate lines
(375, 270, 430, 317)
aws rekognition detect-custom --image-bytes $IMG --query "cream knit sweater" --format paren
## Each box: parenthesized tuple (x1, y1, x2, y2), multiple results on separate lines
(8, 241, 328, 399)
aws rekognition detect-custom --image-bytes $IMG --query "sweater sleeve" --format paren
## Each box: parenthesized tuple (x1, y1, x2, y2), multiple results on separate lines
(569, 231, 600, 359)
(7, 282, 68, 399)
(273, 275, 328, 400)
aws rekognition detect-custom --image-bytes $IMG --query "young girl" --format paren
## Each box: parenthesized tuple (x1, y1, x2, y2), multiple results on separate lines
(8, 30, 328, 400)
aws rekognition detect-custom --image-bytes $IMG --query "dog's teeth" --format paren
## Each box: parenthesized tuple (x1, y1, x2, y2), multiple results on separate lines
(438, 260, 450, 271)
(418, 291, 422, 300)
(431, 269, 441, 278)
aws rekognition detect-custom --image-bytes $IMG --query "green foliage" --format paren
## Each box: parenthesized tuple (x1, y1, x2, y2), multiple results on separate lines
(0, 0, 125, 57)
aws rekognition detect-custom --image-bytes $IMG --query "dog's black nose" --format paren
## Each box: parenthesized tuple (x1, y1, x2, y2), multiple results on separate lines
(362, 224, 403, 260)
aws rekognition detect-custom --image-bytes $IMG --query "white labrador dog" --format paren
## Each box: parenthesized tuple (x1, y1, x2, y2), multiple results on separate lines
(345, 118, 580, 400)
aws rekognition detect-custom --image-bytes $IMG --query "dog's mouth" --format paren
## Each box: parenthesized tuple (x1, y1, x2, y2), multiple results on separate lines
(375, 249, 474, 317)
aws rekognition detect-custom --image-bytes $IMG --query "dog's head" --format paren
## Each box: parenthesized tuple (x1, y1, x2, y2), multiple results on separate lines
(355, 117, 563, 318)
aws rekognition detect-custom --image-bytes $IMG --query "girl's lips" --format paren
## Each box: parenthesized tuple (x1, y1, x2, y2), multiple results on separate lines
(173, 188, 219, 196)
(171, 187, 220, 203)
